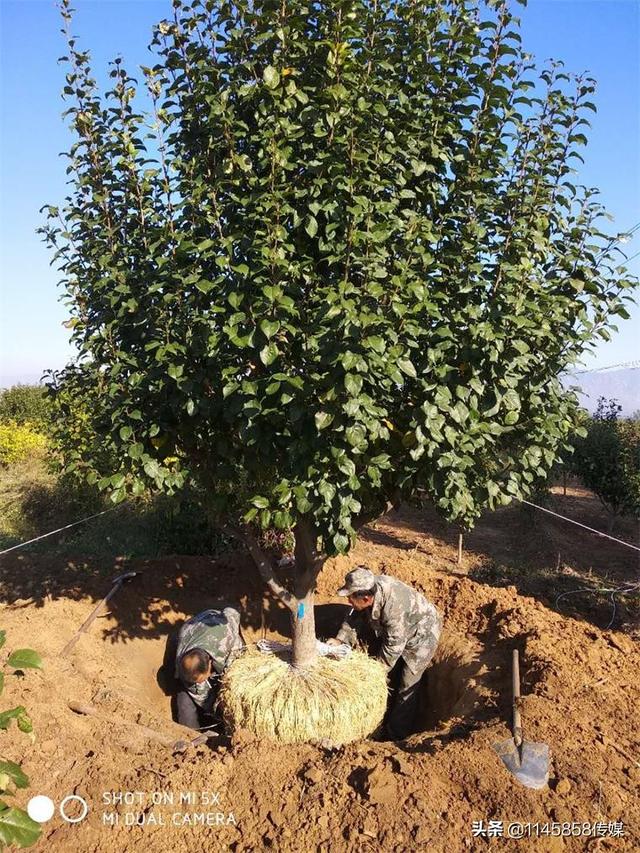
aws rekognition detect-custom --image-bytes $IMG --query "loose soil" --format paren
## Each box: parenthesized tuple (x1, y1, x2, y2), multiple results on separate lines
(0, 486, 638, 852)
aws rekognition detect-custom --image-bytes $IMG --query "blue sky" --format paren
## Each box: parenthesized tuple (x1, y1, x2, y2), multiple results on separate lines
(1, 0, 638, 386)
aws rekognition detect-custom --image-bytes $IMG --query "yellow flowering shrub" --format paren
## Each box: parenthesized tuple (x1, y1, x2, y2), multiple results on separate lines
(0, 420, 48, 465)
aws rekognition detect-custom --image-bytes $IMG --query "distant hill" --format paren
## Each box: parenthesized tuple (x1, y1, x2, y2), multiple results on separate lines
(564, 367, 639, 417)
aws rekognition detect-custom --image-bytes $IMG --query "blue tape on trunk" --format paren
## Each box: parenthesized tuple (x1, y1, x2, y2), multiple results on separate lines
(297, 602, 305, 620)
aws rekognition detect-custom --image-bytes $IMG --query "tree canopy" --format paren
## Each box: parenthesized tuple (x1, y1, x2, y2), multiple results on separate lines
(571, 398, 640, 527)
(43, 0, 637, 560)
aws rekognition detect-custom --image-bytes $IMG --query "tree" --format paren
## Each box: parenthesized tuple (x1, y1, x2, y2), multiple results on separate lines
(572, 397, 640, 530)
(41, 0, 637, 669)
(0, 386, 49, 431)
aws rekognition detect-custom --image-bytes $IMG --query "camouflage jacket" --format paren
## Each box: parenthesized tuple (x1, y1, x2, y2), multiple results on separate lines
(336, 575, 442, 673)
(175, 608, 243, 708)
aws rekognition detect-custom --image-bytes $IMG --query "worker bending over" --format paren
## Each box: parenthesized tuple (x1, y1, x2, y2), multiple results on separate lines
(328, 567, 442, 740)
(175, 607, 243, 730)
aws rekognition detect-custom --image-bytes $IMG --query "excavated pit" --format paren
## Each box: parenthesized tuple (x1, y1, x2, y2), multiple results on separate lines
(149, 597, 507, 740)
(418, 628, 496, 733)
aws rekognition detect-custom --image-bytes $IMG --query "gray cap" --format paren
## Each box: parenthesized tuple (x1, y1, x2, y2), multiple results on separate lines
(337, 566, 376, 597)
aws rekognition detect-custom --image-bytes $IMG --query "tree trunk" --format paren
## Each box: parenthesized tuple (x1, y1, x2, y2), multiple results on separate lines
(290, 518, 325, 670)
(291, 586, 317, 669)
(227, 518, 325, 670)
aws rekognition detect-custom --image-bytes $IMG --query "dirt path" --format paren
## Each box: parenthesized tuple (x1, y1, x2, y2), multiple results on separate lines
(0, 495, 638, 852)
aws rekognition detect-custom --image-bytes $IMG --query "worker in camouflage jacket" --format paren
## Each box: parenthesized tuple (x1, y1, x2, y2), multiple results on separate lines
(328, 567, 442, 740)
(175, 607, 244, 730)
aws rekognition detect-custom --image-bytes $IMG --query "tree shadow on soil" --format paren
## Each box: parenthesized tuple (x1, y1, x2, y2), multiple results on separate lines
(362, 493, 638, 633)
(0, 549, 302, 646)
(3, 479, 635, 653)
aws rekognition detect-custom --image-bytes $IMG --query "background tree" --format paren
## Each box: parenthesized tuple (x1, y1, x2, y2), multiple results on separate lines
(0, 386, 50, 432)
(42, 0, 637, 668)
(572, 397, 640, 531)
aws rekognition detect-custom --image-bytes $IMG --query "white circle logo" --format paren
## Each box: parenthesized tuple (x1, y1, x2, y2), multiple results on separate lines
(27, 795, 55, 823)
(59, 794, 89, 824)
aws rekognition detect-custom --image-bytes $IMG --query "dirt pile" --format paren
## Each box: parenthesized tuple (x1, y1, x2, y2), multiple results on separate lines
(0, 499, 638, 852)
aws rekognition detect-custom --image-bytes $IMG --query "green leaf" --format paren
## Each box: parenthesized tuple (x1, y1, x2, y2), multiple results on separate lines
(263, 65, 280, 89)
(318, 480, 336, 502)
(143, 459, 161, 480)
(119, 425, 132, 440)
(0, 806, 41, 849)
(345, 374, 363, 396)
(0, 762, 28, 790)
(505, 411, 520, 425)
(364, 336, 385, 354)
(333, 532, 349, 553)
(315, 411, 333, 430)
(450, 401, 469, 425)
(0, 707, 25, 730)
(259, 319, 280, 339)
(434, 386, 452, 410)
(259, 342, 279, 366)
(398, 358, 417, 379)
(273, 511, 290, 530)
(503, 389, 520, 411)
(295, 493, 312, 514)
(305, 216, 318, 237)
(7, 650, 42, 670)
(0, 631, 5, 651)
(345, 424, 366, 447)
(17, 714, 32, 735)
(251, 496, 269, 509)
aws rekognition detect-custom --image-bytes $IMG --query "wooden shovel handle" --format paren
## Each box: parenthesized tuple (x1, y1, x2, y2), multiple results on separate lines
(68, 700, 175, 746)
(512, 649, 522, 746)
(61, 581, 123, 657)
(68, 700, 211, 752)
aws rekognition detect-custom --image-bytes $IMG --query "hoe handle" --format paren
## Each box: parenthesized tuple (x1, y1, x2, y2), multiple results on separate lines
(61, 580, 123, 657)
(512, 649, 522, 747)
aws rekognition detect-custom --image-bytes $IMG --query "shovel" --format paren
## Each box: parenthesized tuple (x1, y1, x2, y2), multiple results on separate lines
(61, 570, 140, 657)
(493, 649, 549, 789)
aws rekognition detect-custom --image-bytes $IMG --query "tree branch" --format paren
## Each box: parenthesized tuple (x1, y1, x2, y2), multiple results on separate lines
(223, 525, 297, 613)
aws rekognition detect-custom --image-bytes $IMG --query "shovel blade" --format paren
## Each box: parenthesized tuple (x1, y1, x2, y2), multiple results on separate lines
(493, 738, 550, 789)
